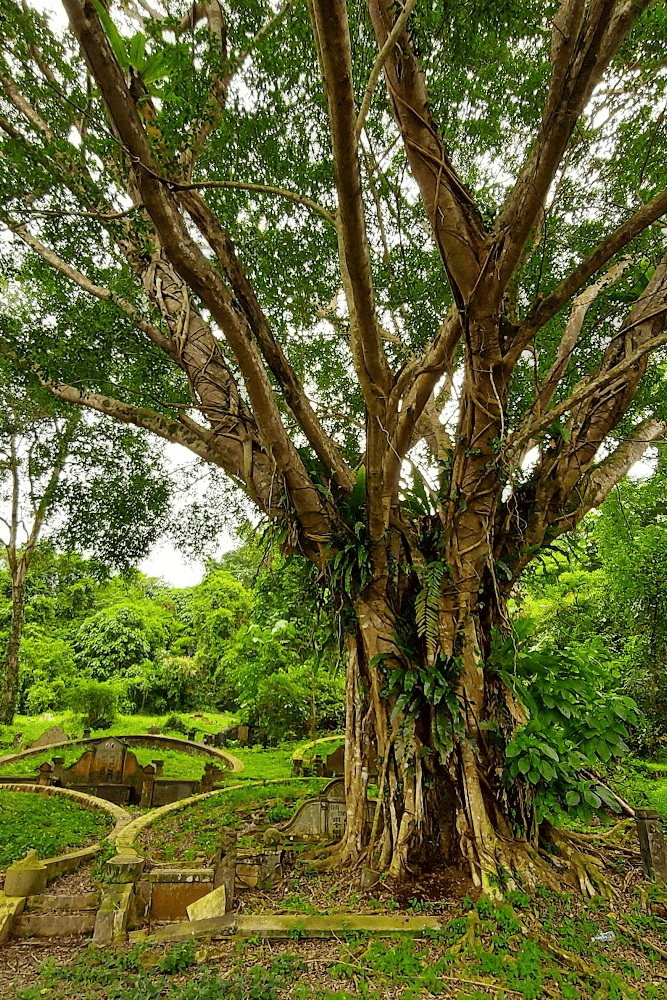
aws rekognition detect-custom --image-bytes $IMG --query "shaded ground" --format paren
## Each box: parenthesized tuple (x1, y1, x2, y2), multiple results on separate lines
(2, 838, 667, 999)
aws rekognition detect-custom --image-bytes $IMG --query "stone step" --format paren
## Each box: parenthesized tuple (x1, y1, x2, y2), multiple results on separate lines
(25, 892, 100, 912)
(130, 912, 444, 944)
(13, 911, 97, 938)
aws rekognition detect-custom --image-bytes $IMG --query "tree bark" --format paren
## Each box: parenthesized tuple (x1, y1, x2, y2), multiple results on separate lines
(0, 572, 25, 724)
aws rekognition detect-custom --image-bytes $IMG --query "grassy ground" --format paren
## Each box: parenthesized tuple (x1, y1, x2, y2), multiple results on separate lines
(139, 777, 326, 863)
(0, 790, 111, 866)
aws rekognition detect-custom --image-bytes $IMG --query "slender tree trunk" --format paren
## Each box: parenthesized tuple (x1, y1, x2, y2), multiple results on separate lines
(0, 572, 25, 724)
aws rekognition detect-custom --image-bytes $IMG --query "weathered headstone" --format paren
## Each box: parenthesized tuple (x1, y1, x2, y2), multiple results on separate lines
(30, 726, 68, 749)
(213, 831, 236, 908)
(324, 744, 345, 777)
(152, 759, 164, 777)
(237, 725, 250, 745)
(82, 728, 92, 740)
(186, 884, 227, 920)
(12, 732, 22, 750)
(147, 726, 161, 736)
(187, 729, 197, 742)
(140, 764, 156, 808)
(636, 808, 667, 883)
(37, 761, 54, 786)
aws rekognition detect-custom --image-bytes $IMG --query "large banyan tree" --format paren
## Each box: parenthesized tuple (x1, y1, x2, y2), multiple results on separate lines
(1, 0, 667, 886)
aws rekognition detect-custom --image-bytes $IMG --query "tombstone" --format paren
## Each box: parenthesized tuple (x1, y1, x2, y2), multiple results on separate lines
(82, 728, 92, 740)
(61, 737, 143, 804)
(51, 756, 65, 784)
(281, 778, 348, 841)
(213, 730, 227, 748)
(187, 729, 197, 742)
(37, 761, 54, 786)
(214, 831, 236, 908)
(152, 759, 164, 777)
(140, 764, 156, 808)
(237, 725, 250, 745)
(30, 725, 68, 749)
(324, 744, 345, 777)
(203, 733, 213, 746)
(147, 726, 161, 736)
(313, 754, 325, 777)
(636, 808, 667, 883)
(201, 762, 224, 793)
(292, 757, 303, 777)
(12, 732, 23, 750)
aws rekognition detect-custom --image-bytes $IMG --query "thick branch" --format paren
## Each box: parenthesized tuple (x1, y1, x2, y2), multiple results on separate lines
(532, 257, 632, 421)
(495, 0, 651, 291)
(179, 189, 354, 490)
(365, 0, 487, 306)
(63, 0, 331, 546)
(514, 185, 667, 354)
(579, 417, 666, 515)
(355, 0, 417, 141)
(311, 0, 391, 404)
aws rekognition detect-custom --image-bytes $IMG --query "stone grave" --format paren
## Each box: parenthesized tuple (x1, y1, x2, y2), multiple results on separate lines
(0, 737, 223, 807)
(30, 726, 68, 749)
(281, 779, 345, 841)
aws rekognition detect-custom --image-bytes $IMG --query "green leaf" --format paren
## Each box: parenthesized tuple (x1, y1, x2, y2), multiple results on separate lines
(92, 0, 129, 69)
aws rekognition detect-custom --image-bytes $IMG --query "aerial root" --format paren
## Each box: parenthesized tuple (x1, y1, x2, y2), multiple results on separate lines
(540, 827, 617, 899)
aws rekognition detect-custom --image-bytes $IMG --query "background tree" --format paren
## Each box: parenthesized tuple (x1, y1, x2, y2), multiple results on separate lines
(1, 0, 667, 886)
(0, 388, 172, 722)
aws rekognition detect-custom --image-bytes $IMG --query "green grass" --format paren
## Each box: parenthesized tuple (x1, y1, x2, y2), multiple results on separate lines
(235, 744, 299, 781)
(140, 777, 326, 861)
(0, 710, 237, 751)
(0, 790, 112, 867)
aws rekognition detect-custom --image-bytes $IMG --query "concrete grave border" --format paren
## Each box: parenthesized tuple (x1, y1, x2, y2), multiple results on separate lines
(0, 733, 244, 775)
(291, 735, 344, 767)
(0, 783, 132, 944)
(0, 782, 132, 880)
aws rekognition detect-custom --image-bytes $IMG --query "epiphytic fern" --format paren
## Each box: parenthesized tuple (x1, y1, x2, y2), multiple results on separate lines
(415, 560, 445, 657)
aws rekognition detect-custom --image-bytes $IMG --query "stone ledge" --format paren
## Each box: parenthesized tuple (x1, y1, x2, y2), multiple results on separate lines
(0, 893, 25, 945)
(13, 911, 97, 938)
(130, 913, 444, 944)
(25, 891, 100, 912)
(147, 867, 214, 883)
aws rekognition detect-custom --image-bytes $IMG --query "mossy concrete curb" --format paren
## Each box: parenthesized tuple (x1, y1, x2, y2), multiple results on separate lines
(130, 913, 444, 944)
(291, 736, 344, 764)
(0, 782, 132, 881)
(0, 893, 25, 945)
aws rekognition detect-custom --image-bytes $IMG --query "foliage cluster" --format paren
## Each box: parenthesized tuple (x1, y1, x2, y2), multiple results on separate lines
(1, 534, 344, 744)
(518, 460, 667, 753)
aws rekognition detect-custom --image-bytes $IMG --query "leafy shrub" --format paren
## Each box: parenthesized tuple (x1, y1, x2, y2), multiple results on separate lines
(67, 679, 120, 728)
(490, 621, 638, 827)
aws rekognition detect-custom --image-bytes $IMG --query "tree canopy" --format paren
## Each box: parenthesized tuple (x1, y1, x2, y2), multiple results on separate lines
(1, 0, 666, 885)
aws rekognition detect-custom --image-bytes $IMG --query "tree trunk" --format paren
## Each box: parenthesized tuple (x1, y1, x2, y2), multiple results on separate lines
(334, 574, 536, 889)
(0, 573, 25, 724)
